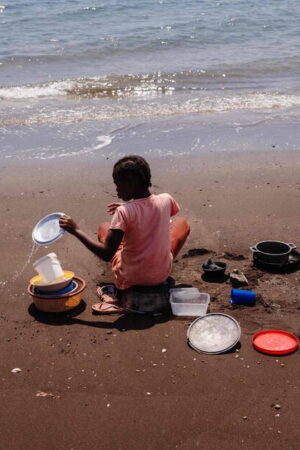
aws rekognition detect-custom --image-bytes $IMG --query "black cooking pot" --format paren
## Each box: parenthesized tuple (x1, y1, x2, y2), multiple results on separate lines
(250, 240, 296, 264)
(202, 261, 227, 281)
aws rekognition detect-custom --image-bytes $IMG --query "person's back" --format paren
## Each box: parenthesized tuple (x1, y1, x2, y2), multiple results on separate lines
(110, 192, 179, 289)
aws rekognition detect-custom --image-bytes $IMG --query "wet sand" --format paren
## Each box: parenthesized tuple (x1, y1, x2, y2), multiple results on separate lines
(0, 149, 300, 449)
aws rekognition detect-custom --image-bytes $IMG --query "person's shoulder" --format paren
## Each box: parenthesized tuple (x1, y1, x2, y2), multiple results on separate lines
(155, 193, 180, 214)
(155, 192, 176, 202)
(118, 200, 140, 216)
(113, 202, 130, 219)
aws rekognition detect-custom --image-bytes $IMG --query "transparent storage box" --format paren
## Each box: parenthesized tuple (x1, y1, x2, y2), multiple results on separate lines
(169, 288, 210, 316)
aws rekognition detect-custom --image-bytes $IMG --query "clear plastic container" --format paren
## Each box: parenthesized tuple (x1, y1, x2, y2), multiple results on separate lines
(170, 290, 210, 316)
(169, 287, 199, 295)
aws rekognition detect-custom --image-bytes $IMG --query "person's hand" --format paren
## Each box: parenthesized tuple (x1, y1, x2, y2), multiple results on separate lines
(106, 202, 123, 215)
(59, 215, 79, 234)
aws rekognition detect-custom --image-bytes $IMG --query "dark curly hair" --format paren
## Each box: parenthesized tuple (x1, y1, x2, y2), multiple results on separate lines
(113, 155, 152, 188)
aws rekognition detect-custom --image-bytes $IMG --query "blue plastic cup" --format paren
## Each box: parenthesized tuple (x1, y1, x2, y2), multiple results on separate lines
(231, 288, 256, 306)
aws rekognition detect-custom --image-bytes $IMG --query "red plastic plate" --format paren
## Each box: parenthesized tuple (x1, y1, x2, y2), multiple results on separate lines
(253, 330, 299, 355)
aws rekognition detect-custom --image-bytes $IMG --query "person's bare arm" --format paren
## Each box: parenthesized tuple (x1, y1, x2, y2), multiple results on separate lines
(59, 215, 123, 262)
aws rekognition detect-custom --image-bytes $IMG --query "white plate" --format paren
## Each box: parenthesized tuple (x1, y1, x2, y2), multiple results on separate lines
(187, 313, 241, 354)
(32, 212, 65, 245)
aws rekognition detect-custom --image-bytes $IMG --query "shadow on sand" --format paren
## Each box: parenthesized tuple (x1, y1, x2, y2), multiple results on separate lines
(28, 301, 172, 332)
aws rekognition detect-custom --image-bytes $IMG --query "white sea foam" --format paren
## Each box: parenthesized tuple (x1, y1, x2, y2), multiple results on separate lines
(1, 83, 300, 131)
(93, 135, 114, 150)
(0, 80, 75, 100)
(12, 92, 300, 125)
(29, 135, 114, 160)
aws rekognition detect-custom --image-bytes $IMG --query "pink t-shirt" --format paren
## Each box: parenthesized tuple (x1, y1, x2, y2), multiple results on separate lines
(110, 193, 180, 290)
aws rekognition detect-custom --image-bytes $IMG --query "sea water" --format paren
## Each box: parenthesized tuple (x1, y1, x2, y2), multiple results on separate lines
(0, 0, 300, 160)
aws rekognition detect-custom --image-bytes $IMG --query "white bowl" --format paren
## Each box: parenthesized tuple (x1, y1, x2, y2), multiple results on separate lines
(30, 270, 75, 293)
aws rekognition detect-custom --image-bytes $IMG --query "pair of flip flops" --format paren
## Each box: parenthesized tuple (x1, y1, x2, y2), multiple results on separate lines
(92, 285, 125, 314)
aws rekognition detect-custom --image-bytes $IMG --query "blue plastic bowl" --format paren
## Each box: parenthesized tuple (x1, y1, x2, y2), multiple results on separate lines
(34, 280, 77, 296)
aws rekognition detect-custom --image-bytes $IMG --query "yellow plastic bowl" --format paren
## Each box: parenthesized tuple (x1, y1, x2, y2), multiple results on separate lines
(30, 270, 75, 293)
(28, 276, 86, 313)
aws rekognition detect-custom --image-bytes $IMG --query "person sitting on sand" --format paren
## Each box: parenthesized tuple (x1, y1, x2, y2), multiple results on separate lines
(59, 155, 190, 313)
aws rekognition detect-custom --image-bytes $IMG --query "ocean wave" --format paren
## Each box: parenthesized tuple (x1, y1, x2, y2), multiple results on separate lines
(0, 74, 178, 99)
(0, 79, 75, 99)
(1, 67, 300, 101)
(1, 91, 300, 127)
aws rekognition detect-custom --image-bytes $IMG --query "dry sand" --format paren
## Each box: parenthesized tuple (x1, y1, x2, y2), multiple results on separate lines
(0, 150, 300, 449)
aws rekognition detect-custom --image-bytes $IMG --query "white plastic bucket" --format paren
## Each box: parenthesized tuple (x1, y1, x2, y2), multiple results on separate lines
(33, 252, 64, 284)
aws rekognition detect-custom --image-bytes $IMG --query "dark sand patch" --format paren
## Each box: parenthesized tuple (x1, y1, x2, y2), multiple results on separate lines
(1, 151, 300, 449)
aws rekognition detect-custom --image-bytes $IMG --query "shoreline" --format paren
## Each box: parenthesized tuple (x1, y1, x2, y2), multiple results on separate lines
(2, 106, 300, 164)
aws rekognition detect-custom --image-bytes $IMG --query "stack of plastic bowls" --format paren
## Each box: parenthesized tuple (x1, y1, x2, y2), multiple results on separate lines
(28, 273, 86, 313)
(29, 215, 86, 312)
(28, 253, 85, 312)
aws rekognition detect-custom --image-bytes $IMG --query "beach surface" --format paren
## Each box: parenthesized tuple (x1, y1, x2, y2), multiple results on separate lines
(1, 150, 300, 449)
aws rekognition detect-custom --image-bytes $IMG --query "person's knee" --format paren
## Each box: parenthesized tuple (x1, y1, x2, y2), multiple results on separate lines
(170, 217, 190, 258)
(98, 222, 110, 242)
(175, 217, 190, 237)
(182, 218, 190, 236)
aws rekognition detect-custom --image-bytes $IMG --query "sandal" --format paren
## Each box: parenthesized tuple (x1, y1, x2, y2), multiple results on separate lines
(96, 284, 118, 304)
(92, 302, 125, 314)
